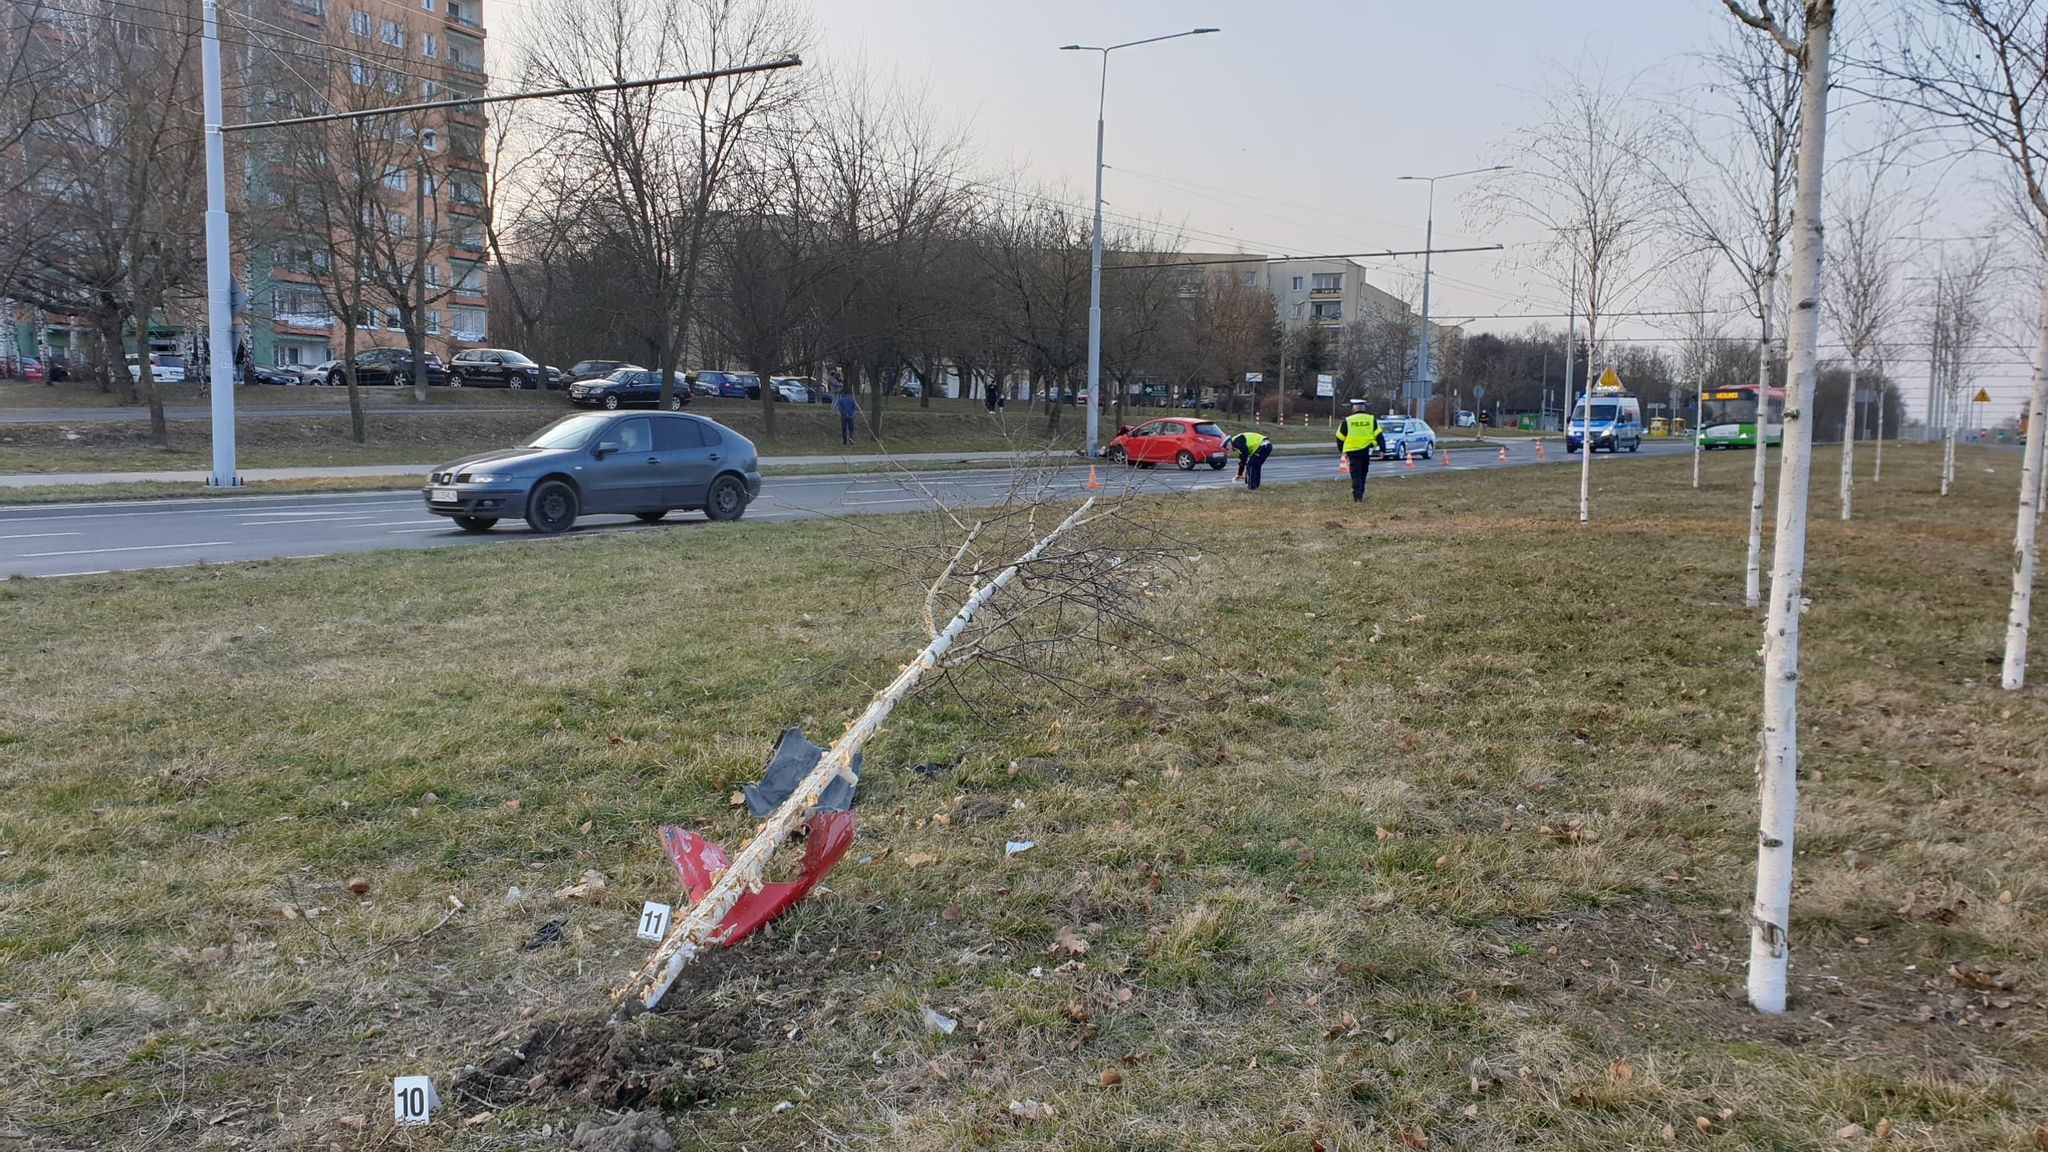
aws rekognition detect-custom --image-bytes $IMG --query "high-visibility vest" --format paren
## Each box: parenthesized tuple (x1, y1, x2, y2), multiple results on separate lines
(1340, 413, 1380, 452)
(1233, 432, 1267, 455)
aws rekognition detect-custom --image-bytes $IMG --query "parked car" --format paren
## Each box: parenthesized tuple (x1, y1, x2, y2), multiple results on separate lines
(303, 360, 344, 384)
(898, 379, 923, 398)
(245, 364, 299, 386)
(448, 348, 546, 389)
(1104, 417, 1228, 471)
(568, 367, 691, 410)
(327, 349, 447, 387)
(423, 410, 761, 534)
(565, 359, 636, 384)
(771, 376, 812, 404)
(1454, 409, 1478, 428)
(692, 370, 760, 399)
(16, 357, 43, 382)
(126, 353, 188, 384)
(1376, 417, 1437, 460)
(544, 365, 564, 390)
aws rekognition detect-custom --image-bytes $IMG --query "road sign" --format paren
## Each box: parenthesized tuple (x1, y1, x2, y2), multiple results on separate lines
(1973, 388, 1991, 404)
(1472, 385, 1487, 401)
(1244, 372, 1263, 385)
(1315, 373, 1335, 398)
(1595, 367, 1624, 392)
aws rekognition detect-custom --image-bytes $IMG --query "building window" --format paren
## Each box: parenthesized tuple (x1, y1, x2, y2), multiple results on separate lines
(420, 128, 438, 152)
(1291, 276, 1304, 291)
(383, 167, 407, 191)
(381, 70, 404, 95)
(454, 264, 484, 293)
(427, 309, 441, 335)
(421, 32, 437, 59)
(386, 213, 410, 237)
(348, 57, 368, 86)
(348, 9, 371, 36)
(421, 0, 435, 9)
(451, 307, 487, 341)
(1240, 271, 1257, 287)
(1311, 301, 1343, 322)
(425, 265, 442, 289)
(385, 308, 403, 329)
(380, 19, 403, 48)
(1312, 272, 1343, 293)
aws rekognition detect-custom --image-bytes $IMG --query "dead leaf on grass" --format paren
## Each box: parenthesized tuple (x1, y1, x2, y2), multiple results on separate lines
(1050, 926, 1090, 959)
(1008, 1099, 1055, 1123)
(1097, 1069, 1123, 1087)
(1949, 963, 2020, 992)
(1396, 1124, 1430, 1149)
(1608, 1060, 1634, 1085)
(1835, 1123, 1866, 1140)
(553, 870, 606, 900)
(901, 852, 940, 868)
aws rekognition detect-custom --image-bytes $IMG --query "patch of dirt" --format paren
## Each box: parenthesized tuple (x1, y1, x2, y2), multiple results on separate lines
(455, 947, 814, 1113)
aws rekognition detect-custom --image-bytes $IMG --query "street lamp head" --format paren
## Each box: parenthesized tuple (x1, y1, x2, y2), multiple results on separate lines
(1060, 43, 1084, 50)
(1192, 27, 1220, 33)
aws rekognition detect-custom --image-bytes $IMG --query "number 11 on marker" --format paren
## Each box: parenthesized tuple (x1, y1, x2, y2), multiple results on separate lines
(638, 901, 672, 942)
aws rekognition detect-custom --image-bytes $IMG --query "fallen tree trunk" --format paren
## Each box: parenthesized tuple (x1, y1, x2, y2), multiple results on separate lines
(612, 496, 1100, 1017)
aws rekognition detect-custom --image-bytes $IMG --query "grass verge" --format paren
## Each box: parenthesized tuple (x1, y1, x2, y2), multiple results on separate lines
(0, 445, 2041, 1150)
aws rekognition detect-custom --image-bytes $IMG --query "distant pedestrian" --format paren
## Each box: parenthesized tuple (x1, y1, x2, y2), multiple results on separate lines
(835, 390, 859, 445)
(1336, 398, 1384, 503)
(1225, 429, 1272, 489)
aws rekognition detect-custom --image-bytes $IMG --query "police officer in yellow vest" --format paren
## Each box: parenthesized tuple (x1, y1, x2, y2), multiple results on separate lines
(1336, 398, 1385, 503)
(1225, 429, 1272, 488)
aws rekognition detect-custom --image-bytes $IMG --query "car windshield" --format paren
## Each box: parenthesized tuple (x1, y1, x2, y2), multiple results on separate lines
(1193, 422, 1223, 439)
(604, 369, 640, 382)
(1573, 402, 1620, 423)
(524, 414, 612, 450)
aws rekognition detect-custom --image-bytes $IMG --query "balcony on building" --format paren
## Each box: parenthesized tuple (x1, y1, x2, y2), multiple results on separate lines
(444, 0, 484, 31)
(447, 31, 485, 77)
(1310, 273, 1344, 296)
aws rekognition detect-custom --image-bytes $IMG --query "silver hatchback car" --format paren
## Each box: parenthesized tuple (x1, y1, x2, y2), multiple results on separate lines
(424, 411, 762, 534)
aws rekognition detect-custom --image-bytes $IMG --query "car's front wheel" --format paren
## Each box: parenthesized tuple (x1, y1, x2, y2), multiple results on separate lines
(453, 516, 497, 533)
(1175, 449, 1196, 471)
(1107, 445, 1128, 465)
(525, 480, 579, 534)
(704, 474, 748, 522)
(602, 394, 621, 410)
(1208, 459, 1226, 470)
(667, 394, 687, 411)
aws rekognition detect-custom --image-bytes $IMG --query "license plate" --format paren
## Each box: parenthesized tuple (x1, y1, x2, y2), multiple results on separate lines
(431, 487, 457, 503)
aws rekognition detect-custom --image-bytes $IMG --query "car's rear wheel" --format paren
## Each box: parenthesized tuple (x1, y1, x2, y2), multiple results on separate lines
(453, 516, 497, 533)
(705, 474, 748, 522)
(525, 480, 579, 534)
(667, 394, 687, 411)
(635, 510, 668, 523)
(1209, 459, 1226, 470)
(1107, 445, 1128, 465)
(603, 394, 621, 410)
(1175, 449, 1196, 471)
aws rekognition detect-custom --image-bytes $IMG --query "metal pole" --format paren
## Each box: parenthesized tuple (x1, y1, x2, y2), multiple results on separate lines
(413, 155, 427, 400)
(1416, 179, 1435, 423)
(201, 0, 238, 487)
(1084, 51, 1106, 458)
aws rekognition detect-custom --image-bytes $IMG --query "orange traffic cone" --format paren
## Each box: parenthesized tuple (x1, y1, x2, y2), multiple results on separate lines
(1535, 440, 1547, 460)
(1338, 453, 1350, 475)
(1404, 451, 1415, 470)
(1087, 464, 1099, 490)
(1498, 445, 1508, 464)
(1440, 449, 1451, 468)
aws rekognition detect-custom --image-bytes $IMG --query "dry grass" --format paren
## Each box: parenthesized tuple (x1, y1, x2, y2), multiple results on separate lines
(0, 443, 2042, 1150)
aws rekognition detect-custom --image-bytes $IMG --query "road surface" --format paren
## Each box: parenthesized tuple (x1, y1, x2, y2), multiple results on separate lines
(0, 441, 1690, 579)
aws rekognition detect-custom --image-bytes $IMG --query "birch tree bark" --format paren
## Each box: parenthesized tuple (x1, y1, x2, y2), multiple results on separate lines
(1745, 285, 1776, 608)
(2005, 279, 2048, 688)
(1723, 0, 1834, 1017)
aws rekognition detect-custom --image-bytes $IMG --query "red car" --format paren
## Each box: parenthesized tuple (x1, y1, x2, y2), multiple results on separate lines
(1105, 417, 1228, 470)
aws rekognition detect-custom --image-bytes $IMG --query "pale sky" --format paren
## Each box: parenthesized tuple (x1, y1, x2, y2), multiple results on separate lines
(490, 0, 2031, 423)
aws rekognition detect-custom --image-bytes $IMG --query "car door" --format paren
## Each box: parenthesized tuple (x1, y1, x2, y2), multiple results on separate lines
(654, 415, 718, 507)
(586, 415, 660, 512)
(1127, 421, 1161, 464)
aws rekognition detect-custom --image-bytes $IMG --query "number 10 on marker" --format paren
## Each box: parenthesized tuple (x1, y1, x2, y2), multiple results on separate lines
(638, 901, 672, 942)
(392, 1075, 437, 1126)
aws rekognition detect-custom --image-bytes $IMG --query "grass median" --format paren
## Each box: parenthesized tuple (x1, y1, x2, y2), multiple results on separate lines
(0, 444, 2040, 1150)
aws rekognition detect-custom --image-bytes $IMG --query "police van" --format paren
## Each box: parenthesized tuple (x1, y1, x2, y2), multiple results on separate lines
(1566, 373, 1643, 454)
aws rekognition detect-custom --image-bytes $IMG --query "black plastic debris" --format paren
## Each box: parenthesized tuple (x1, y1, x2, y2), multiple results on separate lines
(522, 919, 567, 952)
(743, 727, 861, 818)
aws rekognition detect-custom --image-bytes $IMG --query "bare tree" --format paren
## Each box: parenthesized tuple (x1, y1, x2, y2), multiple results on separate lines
(1667, 254, 1733, 489)
(1722, 0, 1838, 1017)
(1881, 1, 2048, 691)
(521, 0, 811, 411)
(1926, 243, 1999, 496)
(1825, 157, 1904, 518)
(1661, 8, 1801, 603)
(1480, 69, 1667, 523)
(1190, 273, 1276, 417)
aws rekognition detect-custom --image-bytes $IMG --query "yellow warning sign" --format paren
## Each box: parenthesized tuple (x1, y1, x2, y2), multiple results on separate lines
(1973, 388, 1992, 403)
(1593, 367, 1625, 392)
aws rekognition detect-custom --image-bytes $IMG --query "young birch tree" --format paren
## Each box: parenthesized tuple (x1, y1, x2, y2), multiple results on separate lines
(1825, 160, 1903, 519)
(1662, 8, 1800, 604)
(1886, 0, 2048, 689)
(1668, 254, 1732, 489)
(1722, 0, 1837, 1017)
(1480, 72, 1665, 523)
(1927, 244, 1998, 496)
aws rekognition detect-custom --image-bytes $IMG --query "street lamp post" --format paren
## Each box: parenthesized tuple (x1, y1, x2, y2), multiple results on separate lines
(1063, 27, 1218, 458)
(1397, 166, 1507, 421)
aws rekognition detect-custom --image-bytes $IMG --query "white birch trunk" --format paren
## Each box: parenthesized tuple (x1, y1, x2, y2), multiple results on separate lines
(1694, 387, 1704, 489)
(1840, 363, 1857, 520)
(1579, 370, 1594, 523)
(612, 498, 1098, 1017)
(1745, 287, 1776, 609)
(1874, 390, 1883, 482)
(2001, 273, 2048, 690)
(1749, 7, 1832, 1017)
(1942, 383, 1959, 496)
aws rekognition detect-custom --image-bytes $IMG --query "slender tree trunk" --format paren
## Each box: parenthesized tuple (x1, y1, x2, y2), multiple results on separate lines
(1941, 380, 1959, 495)
(1745, 292, 1776, 609)
(343, 311, 365, 445)
(1749, 3, 1832, 1017)
(2001, 272, 2048, 690)
(756, 358, 778, 438)
(1693, 386, 1704, 489)
(1874, 389, 1884, 482)
(1840, 362, 1858, 520)
(129, 307, 167, 448)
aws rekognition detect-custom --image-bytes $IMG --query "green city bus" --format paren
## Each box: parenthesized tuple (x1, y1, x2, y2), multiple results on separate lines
(1696, 384, 1785, 449)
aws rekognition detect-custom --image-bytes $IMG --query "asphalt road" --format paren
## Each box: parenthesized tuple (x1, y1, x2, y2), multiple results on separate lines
(0, 441, 1691, 579)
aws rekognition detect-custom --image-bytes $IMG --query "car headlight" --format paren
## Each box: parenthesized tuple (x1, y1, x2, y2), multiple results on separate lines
(465, 474, 508, 484)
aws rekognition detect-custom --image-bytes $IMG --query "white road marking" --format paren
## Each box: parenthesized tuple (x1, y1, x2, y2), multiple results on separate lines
(839, 497, 925, 506)
(238, 514, 382, 525)
(22, 540, 235, 558)
(386, 526, 455, 534)
(0, 531, 80, 539)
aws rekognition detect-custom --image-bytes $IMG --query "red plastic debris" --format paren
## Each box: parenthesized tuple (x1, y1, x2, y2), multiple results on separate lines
(659, 811, 857, 947)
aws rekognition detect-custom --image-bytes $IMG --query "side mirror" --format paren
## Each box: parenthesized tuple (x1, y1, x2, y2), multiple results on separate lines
(595, 440, 621, 459)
